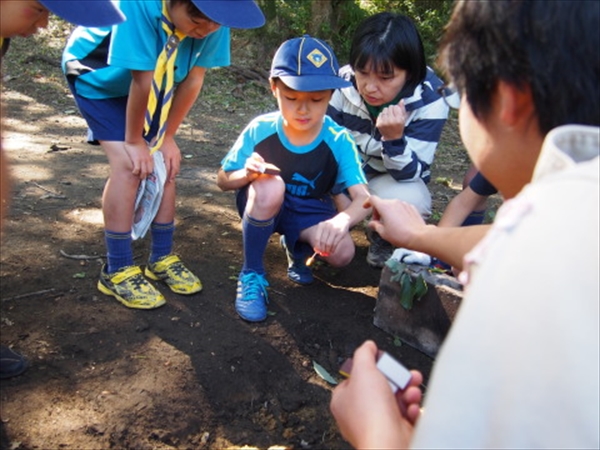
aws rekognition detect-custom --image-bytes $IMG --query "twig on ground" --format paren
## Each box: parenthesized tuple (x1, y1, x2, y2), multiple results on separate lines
(270, 289, 287, 297)
(31, 182, 66, 199)
(2, 288, 58, 302)
(60, 249, 104, 260)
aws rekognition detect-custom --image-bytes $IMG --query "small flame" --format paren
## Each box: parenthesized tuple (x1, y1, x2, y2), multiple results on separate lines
(306, 251, 318, 267)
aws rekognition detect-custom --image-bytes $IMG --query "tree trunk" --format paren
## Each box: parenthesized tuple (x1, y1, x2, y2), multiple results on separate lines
(309, 0, 334, 37)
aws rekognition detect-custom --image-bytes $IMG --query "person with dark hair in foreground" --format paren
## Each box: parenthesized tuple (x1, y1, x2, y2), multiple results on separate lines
(330, 1, 599, 448)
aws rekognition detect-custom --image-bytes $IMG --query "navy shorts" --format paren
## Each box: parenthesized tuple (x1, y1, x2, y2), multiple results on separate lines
(67, 79, 159, 142)
(236, 186, 337, 257)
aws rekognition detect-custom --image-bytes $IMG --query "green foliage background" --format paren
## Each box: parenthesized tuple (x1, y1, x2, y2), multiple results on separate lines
(252, 0, 454, 67)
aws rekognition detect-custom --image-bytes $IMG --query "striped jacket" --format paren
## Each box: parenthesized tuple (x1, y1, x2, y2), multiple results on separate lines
(327, 65, 450, 183)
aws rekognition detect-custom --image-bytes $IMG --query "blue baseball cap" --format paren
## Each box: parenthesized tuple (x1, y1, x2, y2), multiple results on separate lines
(192, 0, 265, 29)
(39, 0, 125, 27)
(270, 35, 351, 92)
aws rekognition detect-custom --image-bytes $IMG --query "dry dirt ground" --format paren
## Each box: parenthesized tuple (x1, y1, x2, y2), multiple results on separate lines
(0, 25, 500, 450)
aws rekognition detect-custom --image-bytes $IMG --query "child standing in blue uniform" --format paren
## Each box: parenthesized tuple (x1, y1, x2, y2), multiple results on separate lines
(61, 0, 265, 310)
(217, 36, 370, 322)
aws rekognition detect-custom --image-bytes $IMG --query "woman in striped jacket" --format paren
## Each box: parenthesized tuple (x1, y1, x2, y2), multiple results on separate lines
(327, 12, 452, 268)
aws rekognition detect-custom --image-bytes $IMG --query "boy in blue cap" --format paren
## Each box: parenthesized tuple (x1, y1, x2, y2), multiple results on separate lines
(0, 0, 125, 379)
(61, 0, 265, 310)
(217, 36, 370, 322)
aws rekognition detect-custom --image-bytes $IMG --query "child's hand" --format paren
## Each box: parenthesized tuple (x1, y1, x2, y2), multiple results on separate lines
(376, 99, 408, 141)
(330, 340, 422, 449)
(244, 152, 265, 179)
(158, 136, 181, 183)
(125, 141, 154, 180)
(313, 215, 350, 256)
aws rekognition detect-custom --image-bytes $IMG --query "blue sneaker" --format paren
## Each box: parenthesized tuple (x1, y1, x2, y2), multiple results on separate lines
(280, 236, 314, 285)
(235, 271, 269, 322)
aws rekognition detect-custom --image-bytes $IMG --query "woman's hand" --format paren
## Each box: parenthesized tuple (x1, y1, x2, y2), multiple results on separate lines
(376, 99, 408, 141)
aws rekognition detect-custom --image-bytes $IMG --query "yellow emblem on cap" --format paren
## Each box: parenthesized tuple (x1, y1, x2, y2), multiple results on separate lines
(307, 49, 327, 68)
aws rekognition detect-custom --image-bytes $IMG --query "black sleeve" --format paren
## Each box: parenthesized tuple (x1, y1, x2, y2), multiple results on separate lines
(469, 171, 498, 196)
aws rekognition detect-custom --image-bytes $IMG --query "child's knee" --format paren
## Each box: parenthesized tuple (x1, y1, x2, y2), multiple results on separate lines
(329, 241, 356, 267)
(250, 178, 285, 207)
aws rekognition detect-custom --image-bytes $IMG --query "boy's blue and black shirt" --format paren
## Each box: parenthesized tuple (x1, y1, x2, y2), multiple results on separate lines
(221, 112, 367, 199)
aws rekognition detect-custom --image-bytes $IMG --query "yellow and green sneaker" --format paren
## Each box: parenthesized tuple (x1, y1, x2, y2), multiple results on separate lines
(145, 254, 202, 295)
(97, 265, 166, 309)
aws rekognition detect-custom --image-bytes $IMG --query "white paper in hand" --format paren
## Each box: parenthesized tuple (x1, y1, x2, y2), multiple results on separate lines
(132, 151, 166, 240)
(390, 248, 432, 266)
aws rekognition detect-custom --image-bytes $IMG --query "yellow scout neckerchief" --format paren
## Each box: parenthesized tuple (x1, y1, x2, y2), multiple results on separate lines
(144, 0, 186, 154)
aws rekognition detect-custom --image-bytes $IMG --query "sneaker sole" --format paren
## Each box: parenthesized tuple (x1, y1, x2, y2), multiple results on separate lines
(235, 308, 267, 322)
(287, 271, 314, 286)
(144, 268, 203, 295)
(97, 280, 166, 310)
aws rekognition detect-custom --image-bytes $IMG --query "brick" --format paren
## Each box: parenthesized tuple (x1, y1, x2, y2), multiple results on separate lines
(373, 264, 463, 358)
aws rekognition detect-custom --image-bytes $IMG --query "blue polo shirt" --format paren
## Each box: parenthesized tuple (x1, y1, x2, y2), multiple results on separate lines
(62, 0, 230, 99)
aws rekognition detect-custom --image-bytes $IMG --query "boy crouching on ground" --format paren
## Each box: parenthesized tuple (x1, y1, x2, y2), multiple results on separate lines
(217, 35, 370, 322)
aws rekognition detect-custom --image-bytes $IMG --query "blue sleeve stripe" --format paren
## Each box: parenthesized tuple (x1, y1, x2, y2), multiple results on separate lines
(405, 118, 446, 142)
(337, 111, 373, 135)
(326, 105, 343, 124)
(387, 157, 431, 183)
(382, 138, 407, 157)
(388, 155, 420, 180)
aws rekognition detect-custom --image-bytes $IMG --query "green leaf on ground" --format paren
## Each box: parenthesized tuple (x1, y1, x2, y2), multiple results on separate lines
(313, 361, 338, 385)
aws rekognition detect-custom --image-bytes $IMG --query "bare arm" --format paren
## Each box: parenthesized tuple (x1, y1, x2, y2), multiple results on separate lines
(165, 66, 206, 138)
(217, 152, 265, 191)
(334, 183, 371, 229)
(437, 185, 488, 228)
(309, 184, 371, 257)
(157, 66, 206, 182)
(125, 70, 154, 179)
(367, 196, 490, 270)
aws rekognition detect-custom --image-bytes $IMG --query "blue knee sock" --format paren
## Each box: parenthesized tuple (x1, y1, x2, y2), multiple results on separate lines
(105, 230, 133, 274)
(292, 241, 313, 264)
(149, 221, 174, 263)
(242, 213, 275, 275)
(461, 210, 486, 227)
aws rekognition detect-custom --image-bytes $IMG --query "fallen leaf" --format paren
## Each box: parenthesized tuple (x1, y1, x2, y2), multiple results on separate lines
(312, 360, 338, 385)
